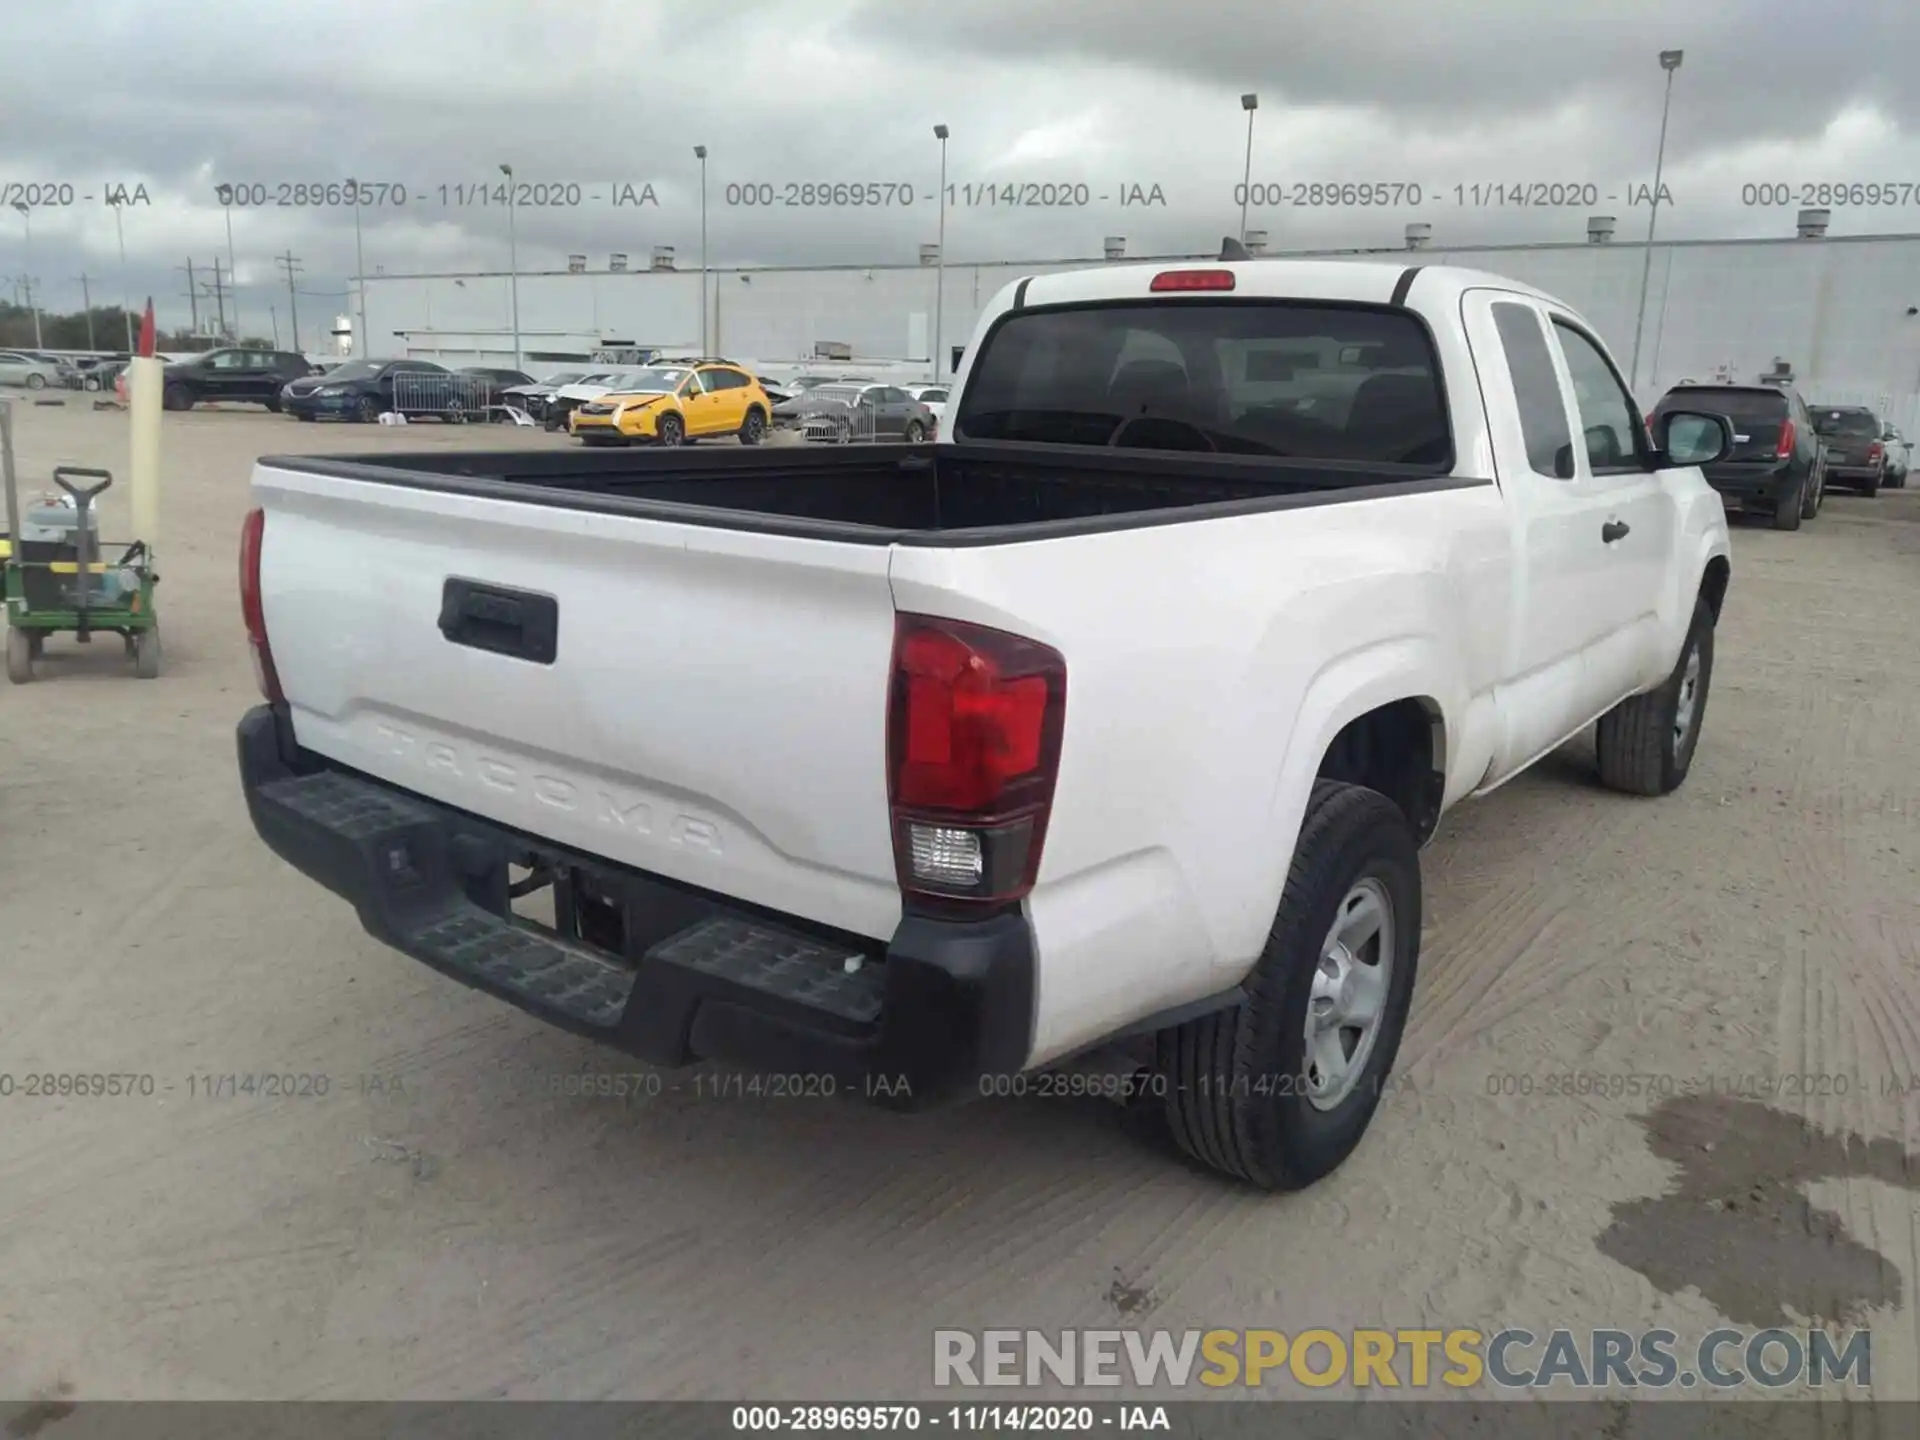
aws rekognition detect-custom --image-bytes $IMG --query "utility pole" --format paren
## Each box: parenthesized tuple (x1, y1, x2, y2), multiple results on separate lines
(276, 251, 303, 352)
(210, 256, 230, 340)
(269, 300, 280, 349)
(74, 272, 97, 350)
(178, 258, 200, 339)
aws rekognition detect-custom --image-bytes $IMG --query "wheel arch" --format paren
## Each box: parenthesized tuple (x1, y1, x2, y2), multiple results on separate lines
(1272, 636, 1463, 858)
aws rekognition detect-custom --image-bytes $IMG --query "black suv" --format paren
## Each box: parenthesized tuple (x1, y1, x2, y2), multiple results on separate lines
(1650, 383, 1826, 530)
(162, 348, 317, 411)
(1810, 404, 1887, 496)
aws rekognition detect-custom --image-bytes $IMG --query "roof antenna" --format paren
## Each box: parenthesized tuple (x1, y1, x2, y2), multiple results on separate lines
(1219, 235, 1252, 261)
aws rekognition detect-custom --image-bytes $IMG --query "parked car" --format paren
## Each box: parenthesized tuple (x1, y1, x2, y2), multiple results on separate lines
(90, 359, 130, 394)
(788, 382, 936, 443)
(457, 367, 536, 410)
(1648, 383, 1826, 530)
(904, 383, 950, 433)
(162, 348, 318, 411)
(543, 370, 650, 432)
(279, 357, 453, 423)
(75, 354, 132, 391)
(0, 352, 64, 390)
(500, 371, 587, 422)
(568, 362, 773, 447)
(1809, 405, 1887, 496)
(1880, 422, 1911, 488)
(236, 257, 1734, 1190)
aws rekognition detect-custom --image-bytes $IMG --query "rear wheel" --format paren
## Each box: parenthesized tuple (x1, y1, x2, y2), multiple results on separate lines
(903, 420, 926, 443)
(739, 407, 766, 446)
(1156, 780, 1420, 1190)
(1772, 478, 1804, 530)
(6, 627, 33, 684)
(133, 626, 161, 680)
(1802, 465, 1826, 518)
(1862, 470, 1881, 498)
(265, 396, 283, 414)
(1595, 597, 1714, 797)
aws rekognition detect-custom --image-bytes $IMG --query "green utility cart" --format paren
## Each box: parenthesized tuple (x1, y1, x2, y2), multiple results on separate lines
(1, 398, 162, 683)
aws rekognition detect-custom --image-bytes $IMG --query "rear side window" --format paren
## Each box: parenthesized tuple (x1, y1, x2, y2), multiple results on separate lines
(956, 301, 1451, 466)
(1552, 322, 1641, 472)
(1491, 302, 1574, 479)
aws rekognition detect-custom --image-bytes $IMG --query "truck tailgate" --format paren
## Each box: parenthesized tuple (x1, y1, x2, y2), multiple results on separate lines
(252, 465, 904, 940)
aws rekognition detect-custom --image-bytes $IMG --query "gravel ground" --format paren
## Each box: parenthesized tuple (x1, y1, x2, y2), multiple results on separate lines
(1, 398, 1916, 1404)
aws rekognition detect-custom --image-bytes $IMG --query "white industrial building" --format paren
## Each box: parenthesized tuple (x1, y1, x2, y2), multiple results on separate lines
(358, 214, 1920, 428)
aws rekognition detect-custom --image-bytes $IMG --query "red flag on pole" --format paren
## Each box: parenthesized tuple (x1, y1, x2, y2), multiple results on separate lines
(137, 297, 156, 358)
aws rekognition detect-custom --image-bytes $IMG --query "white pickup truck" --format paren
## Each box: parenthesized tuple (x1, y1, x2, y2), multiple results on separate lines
(237, 256, 1735, 1189)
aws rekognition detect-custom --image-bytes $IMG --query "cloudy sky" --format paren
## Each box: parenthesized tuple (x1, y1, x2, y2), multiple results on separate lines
(6, 0, 1920, 332)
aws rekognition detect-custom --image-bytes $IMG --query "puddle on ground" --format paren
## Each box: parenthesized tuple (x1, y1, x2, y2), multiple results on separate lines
(1598, 1094, 1919, 1328)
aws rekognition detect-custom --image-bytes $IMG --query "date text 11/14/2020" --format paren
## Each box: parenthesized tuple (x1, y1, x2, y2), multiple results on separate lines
(1233, 181, 1677, 209)
(725, 182, 1169, 209)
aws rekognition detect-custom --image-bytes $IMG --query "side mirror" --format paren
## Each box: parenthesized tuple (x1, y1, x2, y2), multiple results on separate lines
(1651, 410, 1734, 468)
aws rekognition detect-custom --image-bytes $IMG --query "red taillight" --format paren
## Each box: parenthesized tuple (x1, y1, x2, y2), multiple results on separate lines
(1868, 441, 1883, 462)
(887, 614, 1066, 907)
(239, 506, 283, 703)
(1776, 418, 1796, 458)
(1150, 268, 1236, 292)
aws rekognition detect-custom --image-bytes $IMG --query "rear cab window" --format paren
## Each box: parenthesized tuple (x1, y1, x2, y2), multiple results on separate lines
(955, 301, 1452, 467)
(1813, 409, 1881, 438)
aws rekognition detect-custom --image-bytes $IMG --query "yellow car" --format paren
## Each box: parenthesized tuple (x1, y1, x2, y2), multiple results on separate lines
(568, 360, 773, 447)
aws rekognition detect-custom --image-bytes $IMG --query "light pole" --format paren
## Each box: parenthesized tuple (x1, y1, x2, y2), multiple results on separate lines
(1629, 49, 1683, 394)
(347, 177, 369, 357)
(694, 145, 709, 356)
(109, 195, 134, 350)
(11, 202, 42, 349)
(933, 123, 948, 381)
(1239, 93, 1258, 243)
(500, 162, 522, 370)
(223, 195, 240, 340)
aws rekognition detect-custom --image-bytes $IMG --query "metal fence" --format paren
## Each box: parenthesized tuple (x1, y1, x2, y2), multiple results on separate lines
(388, 371, 498, 423)
(791, 394, 878, 444)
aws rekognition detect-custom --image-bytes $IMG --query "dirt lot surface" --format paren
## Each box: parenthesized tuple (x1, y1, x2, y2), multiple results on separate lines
(1, 399, 1917, 1404)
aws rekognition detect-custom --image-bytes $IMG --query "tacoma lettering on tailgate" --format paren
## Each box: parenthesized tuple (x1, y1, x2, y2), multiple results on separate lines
(370, 722, 724, 856)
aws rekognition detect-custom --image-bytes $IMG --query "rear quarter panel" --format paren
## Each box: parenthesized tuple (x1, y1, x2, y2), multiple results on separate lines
(888, 483, 1511, 1064)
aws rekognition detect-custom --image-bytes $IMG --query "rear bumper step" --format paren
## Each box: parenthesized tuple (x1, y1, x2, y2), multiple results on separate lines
(237, 705, 1034, 1107)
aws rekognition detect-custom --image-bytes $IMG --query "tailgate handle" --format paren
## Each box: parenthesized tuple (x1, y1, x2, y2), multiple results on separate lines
(438, 578, 559, 664)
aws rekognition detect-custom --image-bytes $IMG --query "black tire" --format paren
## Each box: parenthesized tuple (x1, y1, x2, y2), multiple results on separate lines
(295, 412, 314, 422)
(163, 383, 192, 412)
(133, 627, 161, 680)
(25, 373, 46, 392)
(1862, 471, 1881, 498)
(6, 627, 33, 684)
(1772, 479, 1804, 530)
(1595, 597, 1714, 797)
(739, 407, 766, 446)
(355, 395, 380, 424)
(657, 413, 685, 447)
(1156, 780, 1421, 1191)
(265, 396, 282, 414)
(904, 420, 926, 443)
(1803, 466, 1826, 519)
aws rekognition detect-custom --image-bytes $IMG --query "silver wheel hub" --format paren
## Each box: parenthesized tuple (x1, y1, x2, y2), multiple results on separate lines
(1305, 877, 1395, 1111)
(1673, 645, 1701, 749)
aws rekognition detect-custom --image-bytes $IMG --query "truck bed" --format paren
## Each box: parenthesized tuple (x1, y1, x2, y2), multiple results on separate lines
(259, 442, 1480, 546)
